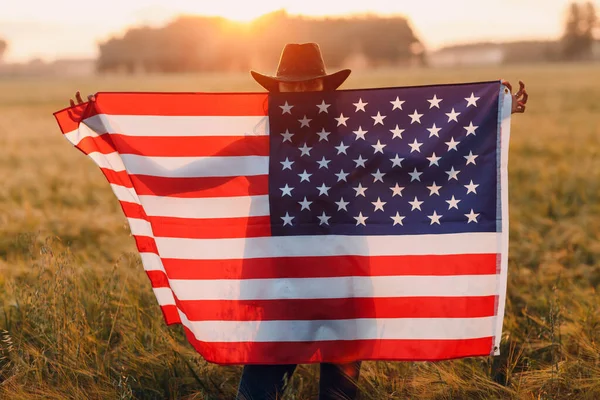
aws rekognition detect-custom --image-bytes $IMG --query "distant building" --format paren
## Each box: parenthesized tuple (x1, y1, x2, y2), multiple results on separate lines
(0, 58, 95, 77)
(428, 43, 505, 67)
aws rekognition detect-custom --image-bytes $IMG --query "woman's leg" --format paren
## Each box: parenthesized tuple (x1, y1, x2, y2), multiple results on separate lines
(236, 364, 298, 400)
(318, 361, 362, 400)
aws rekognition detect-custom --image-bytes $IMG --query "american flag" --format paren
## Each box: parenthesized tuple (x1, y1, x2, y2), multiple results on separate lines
(53, 80, 512, 365)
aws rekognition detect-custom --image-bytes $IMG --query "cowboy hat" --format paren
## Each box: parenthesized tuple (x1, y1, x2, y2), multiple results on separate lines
(250, 42, 351, 92)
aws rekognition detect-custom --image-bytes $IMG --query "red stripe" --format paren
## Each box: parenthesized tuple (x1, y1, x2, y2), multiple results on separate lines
(102, 169, 134, 188)
(175, 296, 496, 321)
(161, 305, 181, 325)
(96, 92, 268, 116)
(146, 270, 169, 288)
(134, 235, 158, 253)
(150, 216, 272, 238)
(181, 329, 494, 364)
(161, 254, 497, 279)
(76, 134, 269, 157)
(54, 103, 92, 133)
(129, 175, 268, 198)
(120, 201, 147, 219)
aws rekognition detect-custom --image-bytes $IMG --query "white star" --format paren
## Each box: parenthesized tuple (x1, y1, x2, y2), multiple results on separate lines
(280, 129, 294, 143)
(446, 195, 461, 210)
(298, 170, 312, 182)
(317, 157, 331, 169)
(390, 96, 405, 110)
(280, 157, 294, 170)
(465, 180, 479, 194)
(316, 128, 331, 142)
(317, 183, 331, 196)
(465, 92, 480, 107)
(408, 139, 423, 153)
(299, 143, 312, 156)
(390, 183, 405, 197)
(372, 140, 387, 154)
(445, 108, 460, 122)
(446, 166, 460, 181)
(427, 123, 441, 138)
(371, 111, 386, 125)
(428, 210, 442, 225)
(390, 125, 404, 139)
(335, 197, 349, 211)
(427, 182, 442, 196)
(353, 126, 368, 140)
(281, 212, 294, 226)
(372, 197, 387, 211)
(464, 121, 478, 136)
(316, 100, 331, 113)
(298, 115, 311, 127)
(335, 141, 349, 155)
(371, 169, 385, 183)
(335, 169, 349, 182)
(353, 98, 368, 112)
(427, 152, 441, 167)
(427, 94, 443, 109)
(280, 184, 294, 197)
(445, 137, 459, 151)
(353, 183, 368, 197)
(317, 211, 331, 226)
(464, 151, 478, 165)
(279, 101, 293, 114)
(409, 196, 424, 211)
(390, 154, 404, 168)
(409, 168, 423, 182)
(465, 209, 480, 223)
(354, 212, 368, 226)
(353, 155, 367, 168)
(391, 212, 405, 226)
(335, 113, 349, 126)
(409, 109, 423, 124)
(298, 196, 312, 211)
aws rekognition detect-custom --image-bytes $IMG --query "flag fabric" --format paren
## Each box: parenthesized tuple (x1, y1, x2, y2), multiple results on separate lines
(53, 80, 512, 365)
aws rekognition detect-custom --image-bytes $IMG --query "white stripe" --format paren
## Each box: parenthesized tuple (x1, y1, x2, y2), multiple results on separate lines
(110, 184, 140, 205)
(66, 114, 268, 143)
(139, 194, 270, 218)
(140, 252, 165, 273)
(153, 287, 176, 306)
(88, 152, 126, 172)
(494, 84, 512, 355)
(178, 312, 495, 342)
(170, 275, 498, 301)
(127, 218, 153, 237)
(156, 232, 499, 259)
(120, 154, 268, 177)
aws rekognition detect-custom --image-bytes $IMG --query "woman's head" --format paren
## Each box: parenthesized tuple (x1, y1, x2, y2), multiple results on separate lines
(251, 43, 350, 92)
(278, 78, 324, 93)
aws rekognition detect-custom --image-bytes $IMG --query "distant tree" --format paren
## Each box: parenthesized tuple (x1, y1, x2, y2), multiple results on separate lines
(561, 1, 598, 60)
(0, 38, 7, 62)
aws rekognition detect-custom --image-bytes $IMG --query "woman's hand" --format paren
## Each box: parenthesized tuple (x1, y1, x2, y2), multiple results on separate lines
(69, 91, 95, 107)
(502, 80, 528, 114)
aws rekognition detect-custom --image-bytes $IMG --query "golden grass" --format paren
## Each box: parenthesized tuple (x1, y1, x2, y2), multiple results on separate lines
(1, 62, 599, 399)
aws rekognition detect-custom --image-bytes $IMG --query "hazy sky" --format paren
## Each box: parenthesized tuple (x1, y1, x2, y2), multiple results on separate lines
(0, 0, 597, 62)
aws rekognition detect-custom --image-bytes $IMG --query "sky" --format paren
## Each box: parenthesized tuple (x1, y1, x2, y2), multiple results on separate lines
(0, 0, 597, 63)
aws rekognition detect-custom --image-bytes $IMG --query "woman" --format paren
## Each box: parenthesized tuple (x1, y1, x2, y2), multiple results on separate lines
(69, 42, 528, 400)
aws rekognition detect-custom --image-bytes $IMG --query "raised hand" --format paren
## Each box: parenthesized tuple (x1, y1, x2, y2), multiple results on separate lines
(69, 91, 95, 107)
(502, 80, 528, 114)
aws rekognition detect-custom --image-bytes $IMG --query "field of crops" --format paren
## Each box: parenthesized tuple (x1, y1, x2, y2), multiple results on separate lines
(0, 63, 599, 399)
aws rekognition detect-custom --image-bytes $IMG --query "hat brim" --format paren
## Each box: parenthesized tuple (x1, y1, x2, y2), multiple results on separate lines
(250, 69, 351, 92)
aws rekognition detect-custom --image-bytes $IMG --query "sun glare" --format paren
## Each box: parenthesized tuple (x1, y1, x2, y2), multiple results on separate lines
(174, 1, 282, 22)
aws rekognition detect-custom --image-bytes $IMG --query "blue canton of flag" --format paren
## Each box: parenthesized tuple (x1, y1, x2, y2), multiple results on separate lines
(268, 81, 502, 236)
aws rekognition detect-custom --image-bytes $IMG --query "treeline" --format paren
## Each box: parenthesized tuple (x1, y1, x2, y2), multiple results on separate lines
(97, 10, 424, 74)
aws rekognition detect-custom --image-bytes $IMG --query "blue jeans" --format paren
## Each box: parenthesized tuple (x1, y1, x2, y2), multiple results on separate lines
(236, 361, 362, 400)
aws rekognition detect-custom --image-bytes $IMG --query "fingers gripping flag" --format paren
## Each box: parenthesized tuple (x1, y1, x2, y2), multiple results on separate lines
(53, 81, 512, 365)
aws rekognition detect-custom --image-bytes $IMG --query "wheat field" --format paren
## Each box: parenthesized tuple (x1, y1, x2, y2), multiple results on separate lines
(0, 63, 599, 399)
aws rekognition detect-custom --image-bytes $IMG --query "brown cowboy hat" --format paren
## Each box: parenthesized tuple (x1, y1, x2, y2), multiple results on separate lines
(250, 42, 351, 92)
